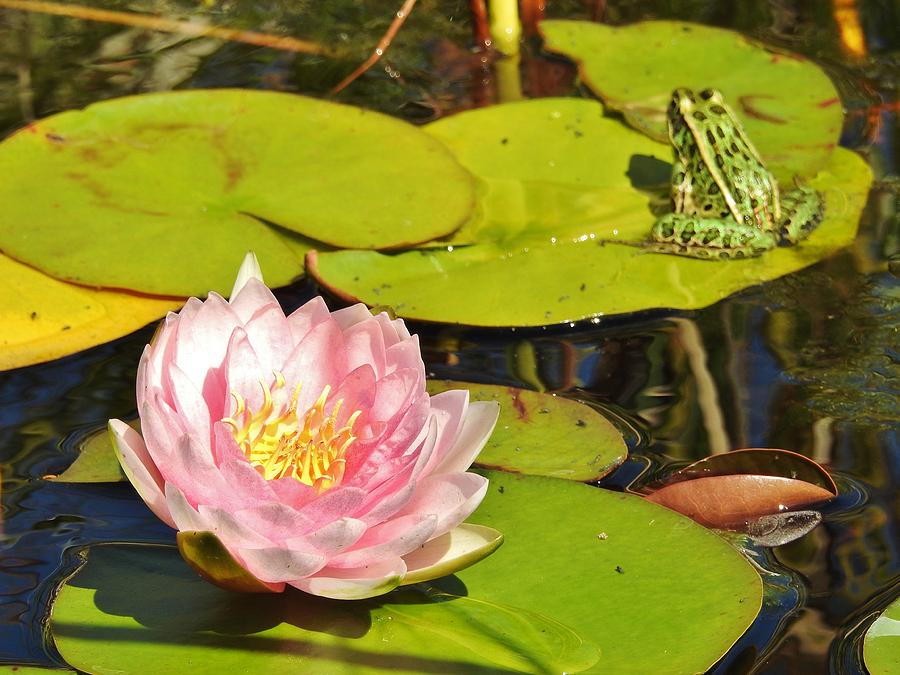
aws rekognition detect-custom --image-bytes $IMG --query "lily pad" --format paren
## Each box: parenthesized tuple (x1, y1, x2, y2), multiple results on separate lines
(0, 254, 181, 371)
(427, 380, 627, 481)
(51, 472, 762, 674)
(423, 97, 670, 246)
(864, 592, 900, 675)
(308, 100, 872, 327)
(0, 89, 476, 297)
(539, 20, 843, 180)
(47, 424, 132, 483)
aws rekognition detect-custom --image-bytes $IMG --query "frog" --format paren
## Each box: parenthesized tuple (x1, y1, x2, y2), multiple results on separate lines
(649, 87, 824, 259)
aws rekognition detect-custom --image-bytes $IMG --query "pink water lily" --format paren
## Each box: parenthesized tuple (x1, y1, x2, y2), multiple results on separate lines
(109, 254, 501, 599)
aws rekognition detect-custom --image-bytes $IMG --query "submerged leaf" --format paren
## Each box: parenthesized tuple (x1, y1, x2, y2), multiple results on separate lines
(667, 447, 837, 495)
(745, 510, 823, 547)
(645, 475, 835, 529)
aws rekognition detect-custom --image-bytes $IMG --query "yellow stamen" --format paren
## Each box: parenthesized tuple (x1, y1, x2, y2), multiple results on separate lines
(221, 371, 360, 493)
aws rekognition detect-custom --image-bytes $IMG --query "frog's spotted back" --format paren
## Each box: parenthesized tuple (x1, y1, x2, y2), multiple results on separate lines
(649, 87, 824, 259)
(671, 87, 780, 229)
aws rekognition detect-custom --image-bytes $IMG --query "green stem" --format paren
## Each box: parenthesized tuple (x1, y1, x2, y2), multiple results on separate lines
(488, 0, 521, 56)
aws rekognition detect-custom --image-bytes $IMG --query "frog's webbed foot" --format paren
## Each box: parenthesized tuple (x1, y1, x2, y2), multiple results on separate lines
(650, 213, 777, 260)
(779, 186, 824, 244)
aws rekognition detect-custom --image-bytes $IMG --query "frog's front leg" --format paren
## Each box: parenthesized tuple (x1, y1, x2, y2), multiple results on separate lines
(670, 156, 694, 214)
(778, 186, 824, 244)
(650, 213, 778, 259)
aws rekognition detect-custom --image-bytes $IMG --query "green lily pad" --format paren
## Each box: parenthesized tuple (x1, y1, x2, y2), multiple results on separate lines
(308, 98, 872, 326)
(423, 97, 669, 246)
(540, 20, 843, 181)
(51, 472, 761, 674)
(864, 593, 900, 674)
(0, 89, 476, 297)
(427, 380, 627, 481)
(47, 425, 129, 483)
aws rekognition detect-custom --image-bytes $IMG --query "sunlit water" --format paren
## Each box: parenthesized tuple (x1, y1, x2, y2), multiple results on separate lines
(0, 1, 897, 672)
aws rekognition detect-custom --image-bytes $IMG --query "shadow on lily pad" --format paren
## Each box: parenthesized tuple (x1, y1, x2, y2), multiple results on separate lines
(52, 544, 598, 674)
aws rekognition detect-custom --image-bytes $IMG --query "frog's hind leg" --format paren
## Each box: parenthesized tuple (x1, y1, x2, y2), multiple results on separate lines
(779, 186, 824, 244)
(650, 213, 778, 259)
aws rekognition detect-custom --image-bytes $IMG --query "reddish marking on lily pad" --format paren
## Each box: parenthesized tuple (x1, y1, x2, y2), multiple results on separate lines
(738, 95, 788, 124)
(644, 475, 836, 529)
(510, 389, 529, 421)
(818, 97, 841, 108)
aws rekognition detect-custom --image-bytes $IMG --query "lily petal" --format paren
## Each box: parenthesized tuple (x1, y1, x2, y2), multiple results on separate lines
(433, 401, 500, 475)
(328, 513, 438, 569)
(292, 517, 368, 556)
(229, 251, 264, 300)
(398, 473, 490, 539)
(236, 545, 326, 583)
(401, 524, 504, 585)
(109, 419, 174, 528)
(289, 557, 407, 600)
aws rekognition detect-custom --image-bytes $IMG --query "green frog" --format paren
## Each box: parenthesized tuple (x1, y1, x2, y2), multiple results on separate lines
(649, 88, 823, 259)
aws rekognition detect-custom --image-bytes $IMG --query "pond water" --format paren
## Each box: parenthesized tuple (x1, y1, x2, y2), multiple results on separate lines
(0, 1, 897, 672)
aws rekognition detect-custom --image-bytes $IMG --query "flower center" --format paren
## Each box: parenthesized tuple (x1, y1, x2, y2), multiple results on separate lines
(221, 372, 360, 492)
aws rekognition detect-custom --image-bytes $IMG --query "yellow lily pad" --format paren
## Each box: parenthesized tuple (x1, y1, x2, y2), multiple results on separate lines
(0, 254, 181, 371)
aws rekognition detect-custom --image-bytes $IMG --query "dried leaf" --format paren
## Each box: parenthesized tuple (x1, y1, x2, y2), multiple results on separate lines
(645, 475, 835, 529)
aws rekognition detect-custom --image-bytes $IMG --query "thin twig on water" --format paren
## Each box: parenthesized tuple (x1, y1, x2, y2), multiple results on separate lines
(330, 0, 417, 95)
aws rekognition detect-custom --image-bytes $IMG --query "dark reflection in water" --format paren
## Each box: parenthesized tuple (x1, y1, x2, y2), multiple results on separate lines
(0, 0, 896, 673)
